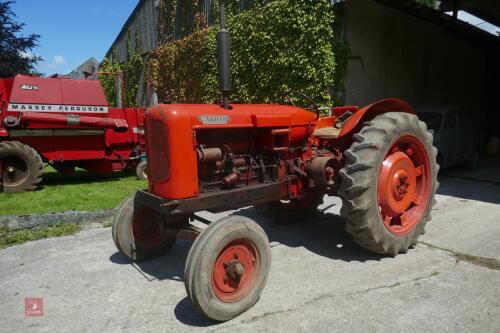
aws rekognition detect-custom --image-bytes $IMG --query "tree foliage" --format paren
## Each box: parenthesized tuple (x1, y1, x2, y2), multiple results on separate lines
(149, 0, 344, 106)
(0, 0, 41, 78)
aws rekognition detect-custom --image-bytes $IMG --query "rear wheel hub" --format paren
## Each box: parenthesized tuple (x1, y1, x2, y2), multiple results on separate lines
(378, 136, 431, 236)
(2, 156, 29, 186)
(379, 151, 417, 216)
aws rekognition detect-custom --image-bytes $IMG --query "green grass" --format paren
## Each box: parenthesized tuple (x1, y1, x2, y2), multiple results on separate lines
(0, 167, 147, 215)
(0, 223, 82, 248)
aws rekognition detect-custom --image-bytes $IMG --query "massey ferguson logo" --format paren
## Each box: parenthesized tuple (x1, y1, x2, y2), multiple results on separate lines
(7, 103, 108, 113)
(20, 84, 39, 91)
(198, 115, 231, 125)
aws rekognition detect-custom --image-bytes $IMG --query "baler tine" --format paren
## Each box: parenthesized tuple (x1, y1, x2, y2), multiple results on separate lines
(111, 2, 439, 322)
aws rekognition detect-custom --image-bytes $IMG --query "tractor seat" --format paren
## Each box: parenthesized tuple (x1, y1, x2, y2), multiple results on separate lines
(313, 127, 341, 139)
(313, 110, 354, 139)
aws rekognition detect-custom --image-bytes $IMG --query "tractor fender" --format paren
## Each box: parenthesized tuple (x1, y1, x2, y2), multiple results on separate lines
(337, 98, 415, 140)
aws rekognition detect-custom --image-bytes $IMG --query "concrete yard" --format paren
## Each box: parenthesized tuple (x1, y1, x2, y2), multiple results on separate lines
(1, 159, 499, 332)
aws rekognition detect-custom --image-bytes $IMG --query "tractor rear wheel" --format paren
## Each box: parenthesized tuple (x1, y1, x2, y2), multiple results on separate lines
(136, 160, 148, 180)
(338, 112, 439, 256)
(0, 141, 44, 193)
(255, 191, 324, 224)
(112, 195, 176, 261)
(184, 215, 271, 321)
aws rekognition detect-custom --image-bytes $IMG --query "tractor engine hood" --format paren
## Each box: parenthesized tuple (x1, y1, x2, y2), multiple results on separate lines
(148, 103, 317, 129)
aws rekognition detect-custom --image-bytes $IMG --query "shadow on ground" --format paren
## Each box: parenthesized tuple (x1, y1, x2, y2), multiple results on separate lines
(109, 206, 385, 327)
(109, 207, 383, 282)
(437, 155, 500, 204)
(106, 155, 500, 326)
(174, 297, 218, 327)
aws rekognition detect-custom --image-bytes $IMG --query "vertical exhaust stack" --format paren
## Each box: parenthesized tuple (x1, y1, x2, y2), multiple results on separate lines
(217, 2, 232, 110)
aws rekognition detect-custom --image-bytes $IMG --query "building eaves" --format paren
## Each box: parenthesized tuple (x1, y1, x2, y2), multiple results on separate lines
(374, 0, 500, 51)
(104, 0, 149, 60)
(440, 0, 500, 28)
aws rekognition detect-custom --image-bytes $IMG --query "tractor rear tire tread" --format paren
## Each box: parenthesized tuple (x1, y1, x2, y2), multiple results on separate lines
(0, 141, 44, 192)
(338, 112, 439, 256)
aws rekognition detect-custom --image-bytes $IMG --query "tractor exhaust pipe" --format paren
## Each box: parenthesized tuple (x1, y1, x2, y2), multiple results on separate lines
(217, 2, 232, 110)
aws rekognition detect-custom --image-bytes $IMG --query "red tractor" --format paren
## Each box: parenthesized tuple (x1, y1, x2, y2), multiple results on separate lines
(0, 75, 147, 192)
(111, 6, 438, 321)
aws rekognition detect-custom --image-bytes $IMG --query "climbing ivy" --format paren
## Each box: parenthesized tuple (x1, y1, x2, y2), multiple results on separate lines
(122, 30, 144, 107)
(149, 0, 346, 106)
(157, 0, 176, 44)
(415, 0, 437, 8)
(149, 27, 217, 103)
(98, 48, 120, 107)
(99, 30, 144, 107)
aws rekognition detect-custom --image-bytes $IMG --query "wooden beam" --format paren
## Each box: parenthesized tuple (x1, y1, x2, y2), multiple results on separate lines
(440, 0, 500, 12)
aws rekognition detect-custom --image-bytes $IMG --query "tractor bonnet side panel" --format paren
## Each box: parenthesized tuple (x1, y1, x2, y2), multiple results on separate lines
(146, 105, 199, 199)
(145, 104, 317, 200)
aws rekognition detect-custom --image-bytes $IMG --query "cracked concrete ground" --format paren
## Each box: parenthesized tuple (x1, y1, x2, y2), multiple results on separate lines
(1, 160, 499, 332)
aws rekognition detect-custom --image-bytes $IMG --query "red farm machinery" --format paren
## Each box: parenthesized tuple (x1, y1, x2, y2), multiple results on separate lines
(0, 75, 147, 192)
(111, 5, 439, 321)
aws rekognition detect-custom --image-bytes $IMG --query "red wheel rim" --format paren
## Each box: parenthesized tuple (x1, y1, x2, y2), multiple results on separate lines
(130, 210, 165, 249)
(378, 135, 431, 236)
(212, 239, 260, 303)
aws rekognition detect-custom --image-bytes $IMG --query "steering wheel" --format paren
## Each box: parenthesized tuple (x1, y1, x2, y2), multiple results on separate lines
(282, 90, 320, 120)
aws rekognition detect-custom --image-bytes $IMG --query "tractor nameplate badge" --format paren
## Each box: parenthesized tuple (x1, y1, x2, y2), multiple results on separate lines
(198, 115, 231, 125)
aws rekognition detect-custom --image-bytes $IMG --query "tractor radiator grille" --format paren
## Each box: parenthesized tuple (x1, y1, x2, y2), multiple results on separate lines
(146, 119, 170, 182)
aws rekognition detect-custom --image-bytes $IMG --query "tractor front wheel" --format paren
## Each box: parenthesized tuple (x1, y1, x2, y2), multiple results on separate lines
(184, 215, 271, 321)
(338, 112, 439, 256)
(0, 141, 44, 193)
(112, 195, 176, 261)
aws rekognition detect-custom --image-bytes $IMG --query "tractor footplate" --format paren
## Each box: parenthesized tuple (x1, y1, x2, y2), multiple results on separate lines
(136, 181, 287, 217)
